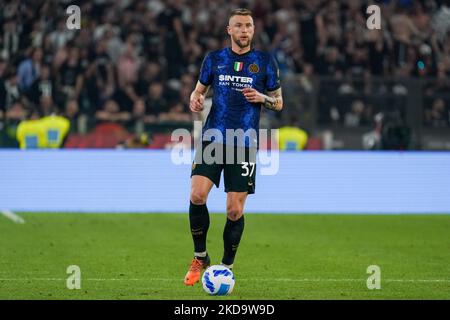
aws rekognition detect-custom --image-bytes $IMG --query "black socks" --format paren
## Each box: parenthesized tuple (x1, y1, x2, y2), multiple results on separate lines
(190, 201, 245, 267)
(189, 201, 210, 253)
(222, 215, 245, 266)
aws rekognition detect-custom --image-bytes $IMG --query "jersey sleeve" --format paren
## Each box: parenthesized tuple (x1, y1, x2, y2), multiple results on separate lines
(265, 54, 281, 92)
(198, 53, 214, 86)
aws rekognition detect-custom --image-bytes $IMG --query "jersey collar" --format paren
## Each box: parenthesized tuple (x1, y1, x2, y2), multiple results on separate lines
(228, 47, 254, 57)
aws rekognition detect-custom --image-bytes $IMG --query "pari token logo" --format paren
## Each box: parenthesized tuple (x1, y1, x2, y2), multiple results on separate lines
(234, 62, 243, 72)
(249, 63, 259, 74)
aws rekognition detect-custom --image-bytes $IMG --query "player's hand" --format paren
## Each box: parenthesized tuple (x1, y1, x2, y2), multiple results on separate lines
(190, 92, 205, 113)
(242, 87, 265, 104)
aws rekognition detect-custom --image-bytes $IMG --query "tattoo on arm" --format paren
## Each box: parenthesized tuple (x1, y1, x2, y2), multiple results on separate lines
(264, 88, 283, 111)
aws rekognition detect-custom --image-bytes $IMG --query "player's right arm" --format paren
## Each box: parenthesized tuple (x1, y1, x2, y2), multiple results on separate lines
(191, 53, 214, 113)
(189, 81, 209, 113)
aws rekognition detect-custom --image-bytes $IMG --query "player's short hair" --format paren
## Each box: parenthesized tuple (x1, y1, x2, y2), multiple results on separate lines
(229, 8, 253, 20)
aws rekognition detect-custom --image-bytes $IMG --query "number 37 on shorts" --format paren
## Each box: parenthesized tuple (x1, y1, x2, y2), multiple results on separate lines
(241, 162, 255, 177)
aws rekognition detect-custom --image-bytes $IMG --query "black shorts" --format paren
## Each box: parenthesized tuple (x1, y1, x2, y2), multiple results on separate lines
(191, 141, 257, 194)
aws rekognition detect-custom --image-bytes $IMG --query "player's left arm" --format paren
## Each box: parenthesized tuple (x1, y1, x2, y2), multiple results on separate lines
(243, 54, 283, 111)
(264, 88, 283, 111)
(242, 87, 283, 112)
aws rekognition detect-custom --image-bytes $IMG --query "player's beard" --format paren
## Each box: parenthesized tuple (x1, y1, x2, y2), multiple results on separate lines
(232, 34, 252, 49)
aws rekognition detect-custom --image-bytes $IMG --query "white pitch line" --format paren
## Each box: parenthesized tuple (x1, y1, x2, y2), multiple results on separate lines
(0, 278, 449, 283)
(0, 209, 25, 224)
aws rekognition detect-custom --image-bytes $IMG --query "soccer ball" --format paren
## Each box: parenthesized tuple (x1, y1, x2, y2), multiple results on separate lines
(202, 265, 235, 296)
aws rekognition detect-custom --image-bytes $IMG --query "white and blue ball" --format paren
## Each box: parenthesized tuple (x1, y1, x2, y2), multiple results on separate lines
(201, 265, 235, 296)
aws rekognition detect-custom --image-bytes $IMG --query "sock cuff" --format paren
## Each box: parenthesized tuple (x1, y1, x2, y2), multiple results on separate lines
(227, 215, 245, 224)
(194, 251, 207, 258)
(221, 262, 233, 269)
(190, 201, 207, 207)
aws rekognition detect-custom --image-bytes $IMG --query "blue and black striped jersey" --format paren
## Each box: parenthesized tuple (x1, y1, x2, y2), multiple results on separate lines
(198, 47, 280, 147)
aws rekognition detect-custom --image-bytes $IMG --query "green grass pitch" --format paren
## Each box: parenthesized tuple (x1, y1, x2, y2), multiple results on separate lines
(0, 213, 449, 299)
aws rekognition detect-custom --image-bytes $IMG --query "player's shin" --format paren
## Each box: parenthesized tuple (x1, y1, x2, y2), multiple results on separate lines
(222, 215, 245, 268)
(189, 201, 210, 260)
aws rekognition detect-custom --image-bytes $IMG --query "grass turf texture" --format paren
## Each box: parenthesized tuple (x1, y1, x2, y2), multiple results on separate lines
(0, 213, 449, 300)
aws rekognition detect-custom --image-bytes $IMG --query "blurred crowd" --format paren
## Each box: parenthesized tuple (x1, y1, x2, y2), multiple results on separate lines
(1, 0, 450, 148)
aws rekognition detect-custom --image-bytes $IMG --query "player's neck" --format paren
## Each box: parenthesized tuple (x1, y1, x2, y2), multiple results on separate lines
(230, 43, 251, 55)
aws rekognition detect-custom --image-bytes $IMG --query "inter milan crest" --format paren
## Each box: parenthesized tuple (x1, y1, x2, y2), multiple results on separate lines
(249, 63, 259, 73)
(234, 62, 243, 72)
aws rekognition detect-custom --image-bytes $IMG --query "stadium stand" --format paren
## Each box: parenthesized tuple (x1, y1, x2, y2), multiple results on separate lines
(1, 0, 449, 149)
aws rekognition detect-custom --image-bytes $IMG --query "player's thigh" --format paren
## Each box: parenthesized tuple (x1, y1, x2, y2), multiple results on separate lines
(226, 192, 248, 221)
(190, 175, 215, 204)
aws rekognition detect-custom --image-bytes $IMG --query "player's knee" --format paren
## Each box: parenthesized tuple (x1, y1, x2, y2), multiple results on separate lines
(227, 205, 243, 221)
(190, 190, 208, 205)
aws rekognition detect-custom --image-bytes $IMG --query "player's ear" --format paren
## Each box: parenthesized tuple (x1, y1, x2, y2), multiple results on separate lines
(227, 25, 232, 36)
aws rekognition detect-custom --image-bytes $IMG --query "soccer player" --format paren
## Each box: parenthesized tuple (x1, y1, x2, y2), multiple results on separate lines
(184, 8, 283, 286)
